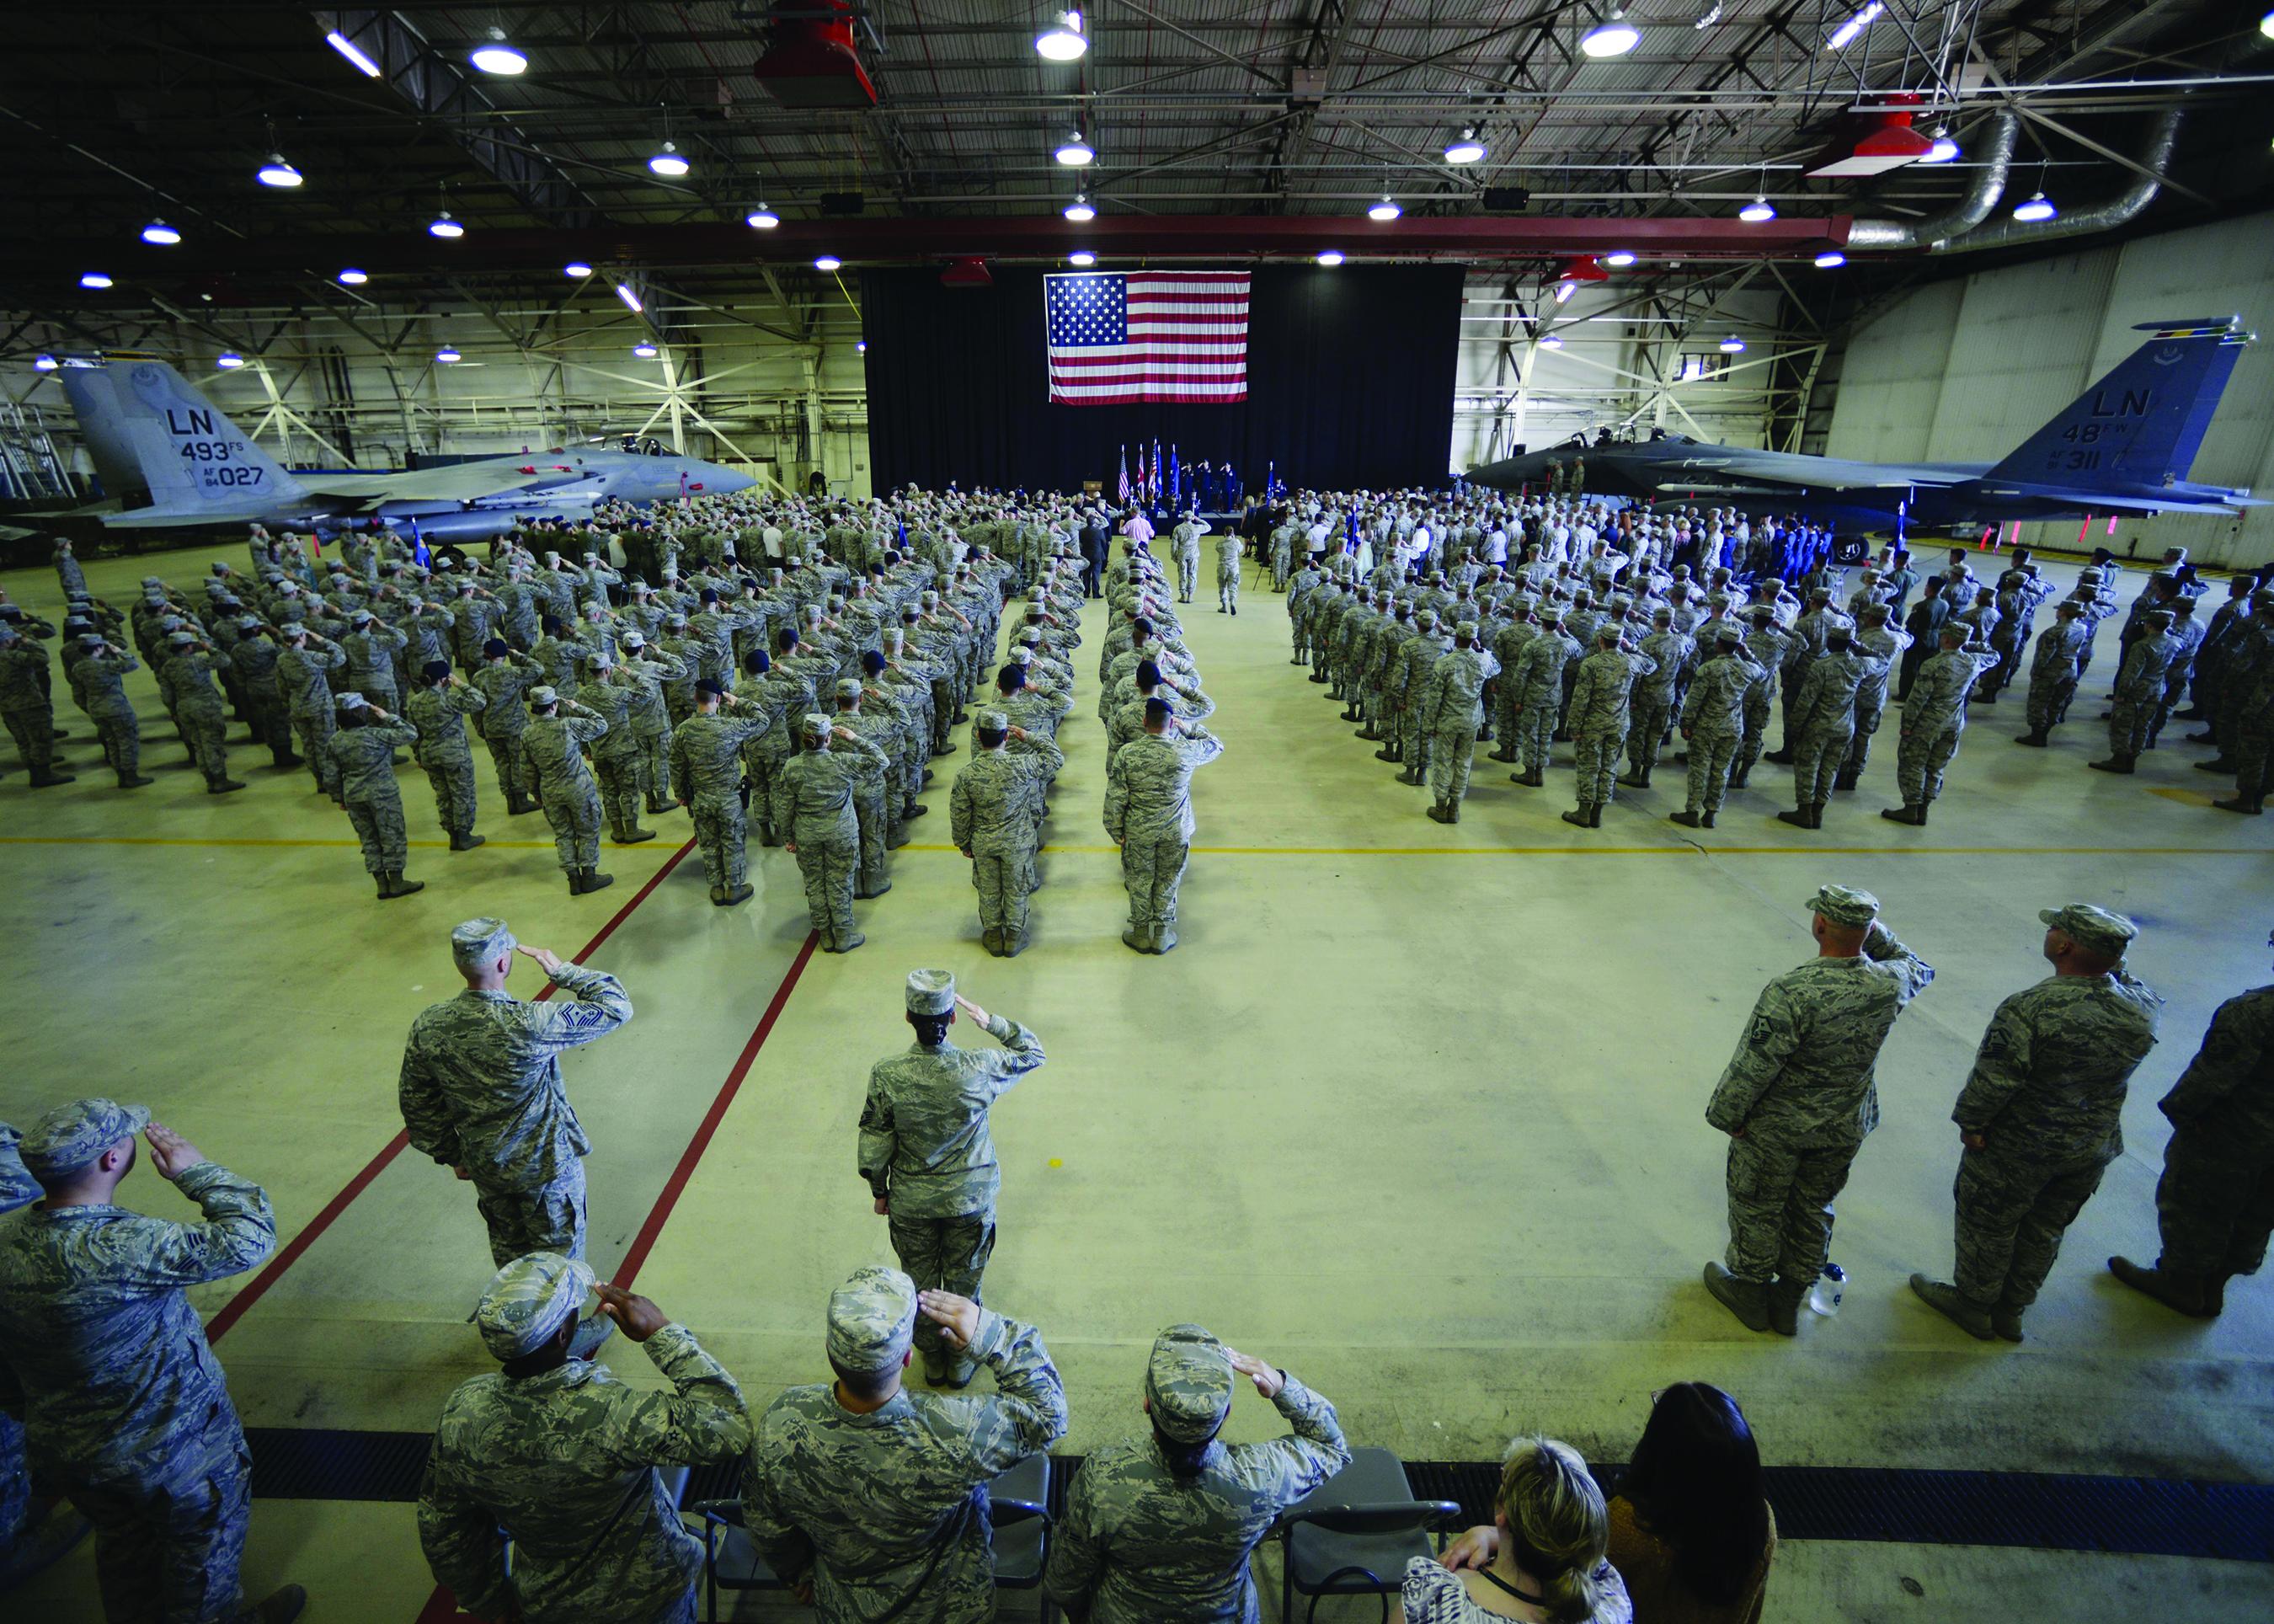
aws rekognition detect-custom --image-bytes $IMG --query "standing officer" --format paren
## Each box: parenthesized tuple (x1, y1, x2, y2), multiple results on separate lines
(1171, 515, 1204, 603)
(471, 639, 545, 815)
(1561, 623, 1654, 829)
(951, 711, 1065, 956)
(0, 1100, 303, 1623)
(522, 686, 615, 895)
(1669, 623, 1754, 830)
(1703, 885, 1935, 1335)
(160, 629, 246, 794)
(76, 632, 152, 790)
(1908, 905, 2159, 1342)
(398, 917, 633, 1359)
(1881, 625, 1999, 826)
(859, 973, 1048, 1386)
(1044, 1327, 1348, 1624)
(417, 1255, 750, 1624)
(772, 713, 891, 954)
(1777, 629, 1882, 831)
(670, 680, 774, 906)
(1214, 526, 1243, 616)
(276, 622, 347, 799)
(1421, 621, 1500, 825)
(2091, 606, 2180, 775)
(741, 1270, 1068, 1623)
(328, 693, 425, 900)
(1104, 700, 1225, 954)
(405, 660, 489, 852)
(2111, 928, 2274, 1319)
(1619, 605, 1690, 792)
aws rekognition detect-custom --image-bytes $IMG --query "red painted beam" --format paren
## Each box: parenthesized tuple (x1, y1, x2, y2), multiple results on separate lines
(5, 214, 1855, 288)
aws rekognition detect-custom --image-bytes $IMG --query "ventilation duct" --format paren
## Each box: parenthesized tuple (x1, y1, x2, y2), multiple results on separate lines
(1930, 110, 2181, 255)
(1844, 110, 2017, 250)
(752, 1, 878, 109)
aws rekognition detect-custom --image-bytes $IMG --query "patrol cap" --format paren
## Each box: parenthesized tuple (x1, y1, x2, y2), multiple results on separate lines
(906, 969, 956, 1015)
(450, 916, 517, 970)
(1417, 609, 1439, 628)
(826, 1264, 918, 1372)
(238, 614, 264, 631)
(1009, 646, 1034, 665)
(621, 631, 646, 649)
(351, 608, 374, 624)
(472, 1252, 595, 1360)
(1805, 884, 1880, 927)
(529, 685, 559, 708)
(1145, 1324, 1233, 1445)
(1595, 625, 1622, 644)
(20, 1098, 151, 1179)
(336, 692, 368, 712)
(801, 712, 831, 739)
(975, 708, 1008, 734)
(1455, 620, 1480, 640)
(1714, 622, 1745, 644)
(2144, 606, 2175, 626)
(834, 676, 862, 699)
(2039, 904, 2138, 959)
(166, 630, 196, 646)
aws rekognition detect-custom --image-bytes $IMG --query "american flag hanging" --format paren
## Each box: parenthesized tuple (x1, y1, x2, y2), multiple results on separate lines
(1045, 270, 1251, 404)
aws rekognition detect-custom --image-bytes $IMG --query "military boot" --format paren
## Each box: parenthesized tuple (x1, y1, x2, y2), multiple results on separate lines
(709, 884, 728, 906)
(2106, 1256, 2219, 1317)
(1668, 808, 1704, 829)
(207, 776, 248, 794)
(1775, 805, 1812, 829)
(1763, 746, 1794, 765)
(823, 930, 866, 954)
(1427, 803, 1455, 824)
(450, 831, 486, 851)
(1588, 802, 1604, 827)
(1766, 1277, 1808, 1338)
(2196, 756, 2239, 774)
(1375, 745, 1401, 763)
(1122, 926, 1149, 953)
(1991, 1303, 2026, 1344)
(1726, 760, 1751, 788)
(615, 824, 658, 844)
(1702, 1262, 1770, 1333)
(1908, 1274, 1992, 1339)
(584, 868, 616, 895)
(116, 771, 154, 788)
(385, 871, 424, 900)
(1561, 804, 1590, 827)
(1001, 925, 1030, 959)
(1398, 767, 1424, 785)
(1832, 765, 1859, 790)
(28, 766, 75, 787)
(1489, 745, 1518, 763)
(2212, 793, 2265, 815)
(1152, 923, 1178, 954)
(2087, 756, 2135, 774)
(251, 1583, 309, 1623)
(375, 873, 392, 899)
(720, 882, 753, 906)
(981, 927, 1002, 956)
(1881, 804, 1925, 825)
(2014, 730, 2048, 747)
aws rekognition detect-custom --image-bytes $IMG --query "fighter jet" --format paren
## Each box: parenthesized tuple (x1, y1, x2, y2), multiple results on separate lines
(1467, 316, 2259, 536)
(35, 351, 756, 542)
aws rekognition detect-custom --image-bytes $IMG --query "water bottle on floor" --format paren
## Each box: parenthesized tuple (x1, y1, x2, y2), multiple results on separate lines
(1808, 1263, 1845, 1316)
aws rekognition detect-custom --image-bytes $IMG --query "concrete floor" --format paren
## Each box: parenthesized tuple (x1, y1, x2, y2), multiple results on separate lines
(3, 542, 2269, 1621)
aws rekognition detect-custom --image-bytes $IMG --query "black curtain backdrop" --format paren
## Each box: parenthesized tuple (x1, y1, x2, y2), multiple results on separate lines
(861, 264, 1462, 495)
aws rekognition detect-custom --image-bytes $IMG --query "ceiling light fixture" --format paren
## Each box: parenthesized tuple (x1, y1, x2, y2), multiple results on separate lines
(1827, 3, 1883, 51)
(429, 210, 464, 238)
(1068, 251, 1097, 266)
(141, 219, 182, 245)
(1604, 250, 1636, 268)
(1035, 9, 1087, 61)
(469, 28, 527, 76)
(2013, 190, 2056, 222)
(1540, 333, 1564, 349)
(216, 352, 247, 370)
(1064, 193, 1095, 222)
(745, 205, 779, 229)
(1580, 8, 1641, 57)
(1923, 126, 1960, 163)
(338, 267, 369, 285)
(1444, 129, 1487, 165)
(324, 29, 383, 77)
(1814, 249, 1846, 268)
(614, 283, 643, 313)
(2263, 7, 2274, 40)
(564, 261, 593, 278)
(1554, 280, 1577, 304)
(814, 254, 842, 271)
(857, 338, 867, 354)
(1368, 194, 1401, 222)
(649, 140, 689, 179)
(79, 272, 113, 289)
(1694, 3, 1722, 26)
(257, 154, 303, 189)
(1719, 335, 1746, 353)
(633, 341, 659, 358)
(33, 354, 59, 371)
(1316, 250, 1344, 266)
(436, 347, 462, 364)
(1738, 195, 1776, 222)
(1054, 131, 1094, 166)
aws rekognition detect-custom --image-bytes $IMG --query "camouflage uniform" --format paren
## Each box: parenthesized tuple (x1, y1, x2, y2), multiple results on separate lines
(1503, 625, 1578, 783)
(1891, 640, 1999, 812)
(329, 713, 421, 878)
(1103, 724, 1226, 951)
(78, 644, 145, 783)
(471, 651, 545, 812)
(1841, 617, 1911, 780)
(860, 975, 1048, 1379)
(406, 680, 488, 842)
(771, 722, 892, 952)
(2143, 975, 2274, 1289)
(419, 1253, 750, 1624)
(1783, 647, 1884, 815)
(1044, 1328, 1348, 1624)
(950, 724, 1066, 953)
(1623, 625, 1692, 784)
(277, 633, 348, 795)
(742, 1271, 1069, 1624)
(2021, 611, 2092, 740)
(1420, 635, 1501, 816)
(0, 1100, 275, 1624)
(1564, 639, 1656, 812)
(0, 1123, 36, 1556)
(670, 702, 774, 900)
(2102, 618, 2180, 765)
(575, 671, 649, 842)
(523, 697, 611, 879)
(1706, 889, 1935, 1317)
(1944, 926, 2159, 1320)
(1172, 520, 1204, 601)
(1215, 532, 1243, 614)
(398, 932, 633, 1266)
(159, 644, 236, 789)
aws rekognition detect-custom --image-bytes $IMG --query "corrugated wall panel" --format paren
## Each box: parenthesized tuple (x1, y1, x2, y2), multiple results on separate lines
(1823, 281, 1963, 463)
(1925, 248, 2118, 462)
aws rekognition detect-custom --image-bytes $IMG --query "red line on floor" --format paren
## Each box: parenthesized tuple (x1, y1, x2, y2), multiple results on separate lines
(611, 929, 820, 1289)
(205, 840, 697, 1347)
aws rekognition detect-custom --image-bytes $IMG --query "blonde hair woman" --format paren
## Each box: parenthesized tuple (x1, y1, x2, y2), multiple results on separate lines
(1402, 1437, 1631, 1624)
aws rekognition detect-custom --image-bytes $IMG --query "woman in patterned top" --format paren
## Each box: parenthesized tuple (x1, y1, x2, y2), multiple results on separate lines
(1403, 1436, 1631, 1623)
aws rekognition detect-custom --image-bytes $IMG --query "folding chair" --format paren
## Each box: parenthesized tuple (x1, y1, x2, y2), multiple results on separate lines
(1277, 1447, 1459, 1624)
(990, 1452, 1055, 1623)
(688, 1481, 783, 1624)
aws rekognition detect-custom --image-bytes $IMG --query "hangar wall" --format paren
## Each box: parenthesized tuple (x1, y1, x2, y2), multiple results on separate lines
(1825, 210, 2274, 569)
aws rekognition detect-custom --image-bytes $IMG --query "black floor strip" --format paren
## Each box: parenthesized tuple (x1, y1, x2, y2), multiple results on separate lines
(246, 1430, 2274, 1564)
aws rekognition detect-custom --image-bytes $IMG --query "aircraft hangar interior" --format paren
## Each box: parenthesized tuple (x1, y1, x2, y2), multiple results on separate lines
(3, 6, 2273, 1624)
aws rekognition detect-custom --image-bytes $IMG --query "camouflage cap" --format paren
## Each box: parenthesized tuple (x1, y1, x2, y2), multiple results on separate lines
(1145, 1323, 1233, 1445)
(1714, 622, 1746, 643)
(975, 708, 1009, 733)
(620, 630, 646, 649)
(1417, 609, 1439, 628)
(166, 630, 197, 645)
(1806, 884, 1881, 927)
(1009, 646, 1034, 665)
(801, 712, 831, 739)
(528, 686, 559, 708)
(1455, 619, 1479, 639)
(826, 1264, 918, 1372)
(834, 677, 862, 699)
(336, 692, 368, 711)
(451, 916, 517, 969)
(2039, 903, 2138, 959)
(19, 1098, 151, 1179)
(472, 1251, 595, 1360)
(906, 969, 956, 1015)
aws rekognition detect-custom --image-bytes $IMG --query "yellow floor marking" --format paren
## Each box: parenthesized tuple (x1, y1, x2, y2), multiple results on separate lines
(2147, 787, 2220, 807)
(1, 836, 618, 852)
(905, 841, 2267, 858)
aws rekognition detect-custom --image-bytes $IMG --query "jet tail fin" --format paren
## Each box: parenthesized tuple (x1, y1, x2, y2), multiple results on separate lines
(54, 354, 304, 516)
(1984, 317, 2254, 492)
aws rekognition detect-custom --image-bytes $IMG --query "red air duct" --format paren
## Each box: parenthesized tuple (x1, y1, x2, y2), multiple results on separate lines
(1807, 90, 1934, 178)
(753, 1, 878, 110)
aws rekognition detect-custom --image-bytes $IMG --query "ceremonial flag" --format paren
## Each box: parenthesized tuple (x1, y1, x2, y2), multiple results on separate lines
(1151, 439, 1163, 505)
(1117, 445, 1130, 504)
(1044, 271, 1251, 404)
(1167, 444, 1180, 507)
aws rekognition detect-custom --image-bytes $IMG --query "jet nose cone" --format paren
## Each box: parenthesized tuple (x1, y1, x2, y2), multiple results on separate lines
(714, 467, 757, 494)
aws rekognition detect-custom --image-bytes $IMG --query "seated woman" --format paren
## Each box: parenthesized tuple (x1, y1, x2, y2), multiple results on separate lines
(1405, 1436, 1631, 1623)
(1606, 1383, 1777, 1624)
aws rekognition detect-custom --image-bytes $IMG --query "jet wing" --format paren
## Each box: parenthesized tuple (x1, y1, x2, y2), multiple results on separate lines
(295, 459, 587, 510)
(1652, 451, 1962, 494)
